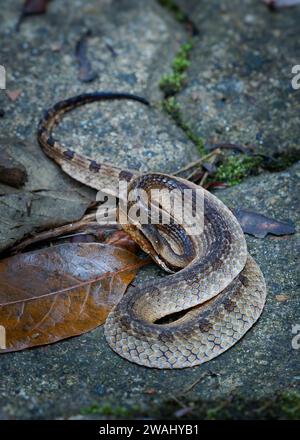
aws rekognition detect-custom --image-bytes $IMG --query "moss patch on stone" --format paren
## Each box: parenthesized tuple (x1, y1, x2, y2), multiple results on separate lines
(157, 0, 186, 23)
(157, 0, 198, 35)
(80, 390, 300, 420)
(81, 402, 142, 418)
(213, 154, 263, 186)
(159, 42, 193, 97)
(261, 149, 300, 172)
(163, 97, 206, 155)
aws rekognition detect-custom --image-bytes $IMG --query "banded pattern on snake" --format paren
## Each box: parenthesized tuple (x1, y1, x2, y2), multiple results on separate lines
(38, 92, 267, 369)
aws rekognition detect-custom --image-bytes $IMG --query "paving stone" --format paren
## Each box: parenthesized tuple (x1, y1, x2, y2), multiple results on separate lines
(1, 164, 298, 419)
(175, 0, 300, 157)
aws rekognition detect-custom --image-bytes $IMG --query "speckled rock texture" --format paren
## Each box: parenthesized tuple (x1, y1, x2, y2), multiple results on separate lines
(0, 164, 299, 419)
(0, 0, 198, 251)
(175, 0, 300, 157)
(0, 0, 299, 420)
(0, 137, 94, 251)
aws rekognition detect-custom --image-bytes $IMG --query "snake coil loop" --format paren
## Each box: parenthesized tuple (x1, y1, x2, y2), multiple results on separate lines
(38, 92, 267, 369)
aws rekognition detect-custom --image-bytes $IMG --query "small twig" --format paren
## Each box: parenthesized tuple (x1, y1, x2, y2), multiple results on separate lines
(168, 393, 188, 409)
(180, 377, 204, 395)
(173, 150, 219, 176)
(199, 171, 209, 187)
(10, 212, 121, 254)
(179, 371, 220, 396)
(186, 149, 221, 184)
(199, 161, 217, 187)
(104, 38, 117, 57)
(207, 143, 251, 154)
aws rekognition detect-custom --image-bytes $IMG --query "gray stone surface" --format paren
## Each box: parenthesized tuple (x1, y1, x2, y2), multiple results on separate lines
(53, 98, 198, 175)
(0, 164, 299, 419)
(0, 0, 299, 420)
(0, 0, 199, 251)
(0, 137, 94, 251)
(175, 0, 300, 157)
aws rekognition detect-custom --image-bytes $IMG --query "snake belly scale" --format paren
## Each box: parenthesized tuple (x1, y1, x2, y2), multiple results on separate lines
(38, 92, 267, 369)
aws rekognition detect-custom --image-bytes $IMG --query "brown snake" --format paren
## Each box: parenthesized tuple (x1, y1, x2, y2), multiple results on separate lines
(38, 92, 267, 369)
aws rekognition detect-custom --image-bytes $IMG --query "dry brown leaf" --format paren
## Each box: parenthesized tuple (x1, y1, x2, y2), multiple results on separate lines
(16, 0, 51, 31)
(75, 30, 97, 83)
(0, 149, 27, 188)
(22, 0, 51, 15)
(0, 243, 145, 353)
(275, 294, 289, 303)
(6, 90, 21, 102)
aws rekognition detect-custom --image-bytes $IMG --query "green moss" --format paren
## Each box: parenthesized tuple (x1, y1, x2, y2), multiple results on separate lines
(159, 73, 187, 96)
(80, 391, 300, 420)
(172, 56, 190, 73)
(159, 41, 206, 156)
(157, 0, 188, 23)
(162, 97, 205, 155)
(214, 154, 263, 186)
(162, 96, 181, 118)
(81, 402, 142, 418)
(261, 149, 300, 172)
(159, 42, 193, 97)
(205, 404, 226, 420)
(279, 391, 300, 420)
(157, 20, 207, 157)
(81, 403, 103, 415)
(153, 391, 300, 420)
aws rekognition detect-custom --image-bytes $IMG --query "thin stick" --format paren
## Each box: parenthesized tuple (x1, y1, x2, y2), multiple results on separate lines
(186, 148, 221, 183)
(199, 170, 209, 187)
(10, 211, 120, 254)
(173, 150, 219, 175)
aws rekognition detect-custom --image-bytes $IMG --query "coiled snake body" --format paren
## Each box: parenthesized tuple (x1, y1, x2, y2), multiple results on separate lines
(38, 92, 267, 369)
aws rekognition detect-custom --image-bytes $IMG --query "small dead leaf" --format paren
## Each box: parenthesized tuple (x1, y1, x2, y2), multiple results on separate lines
(16, 0, 51, 30)
(50, 42, 62, 52)
(204, 181, 228, 190)
(275, 294, 289, 302)
(0, 150, 27, 188)
(144, 388, 157, 395)
(232, 208, 296, 238)
(75, 30, 97, 83)
(209, 143, 251, 155)
(0, 243, 146, 353)
(22, 0, 50, 14)
(6, 90, 21, 102)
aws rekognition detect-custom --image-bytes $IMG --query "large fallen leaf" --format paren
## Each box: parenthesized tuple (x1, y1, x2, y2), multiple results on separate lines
(232, 208, 296, 238)
(106, 230, 141, 254)
(0, 243, 145, 353)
